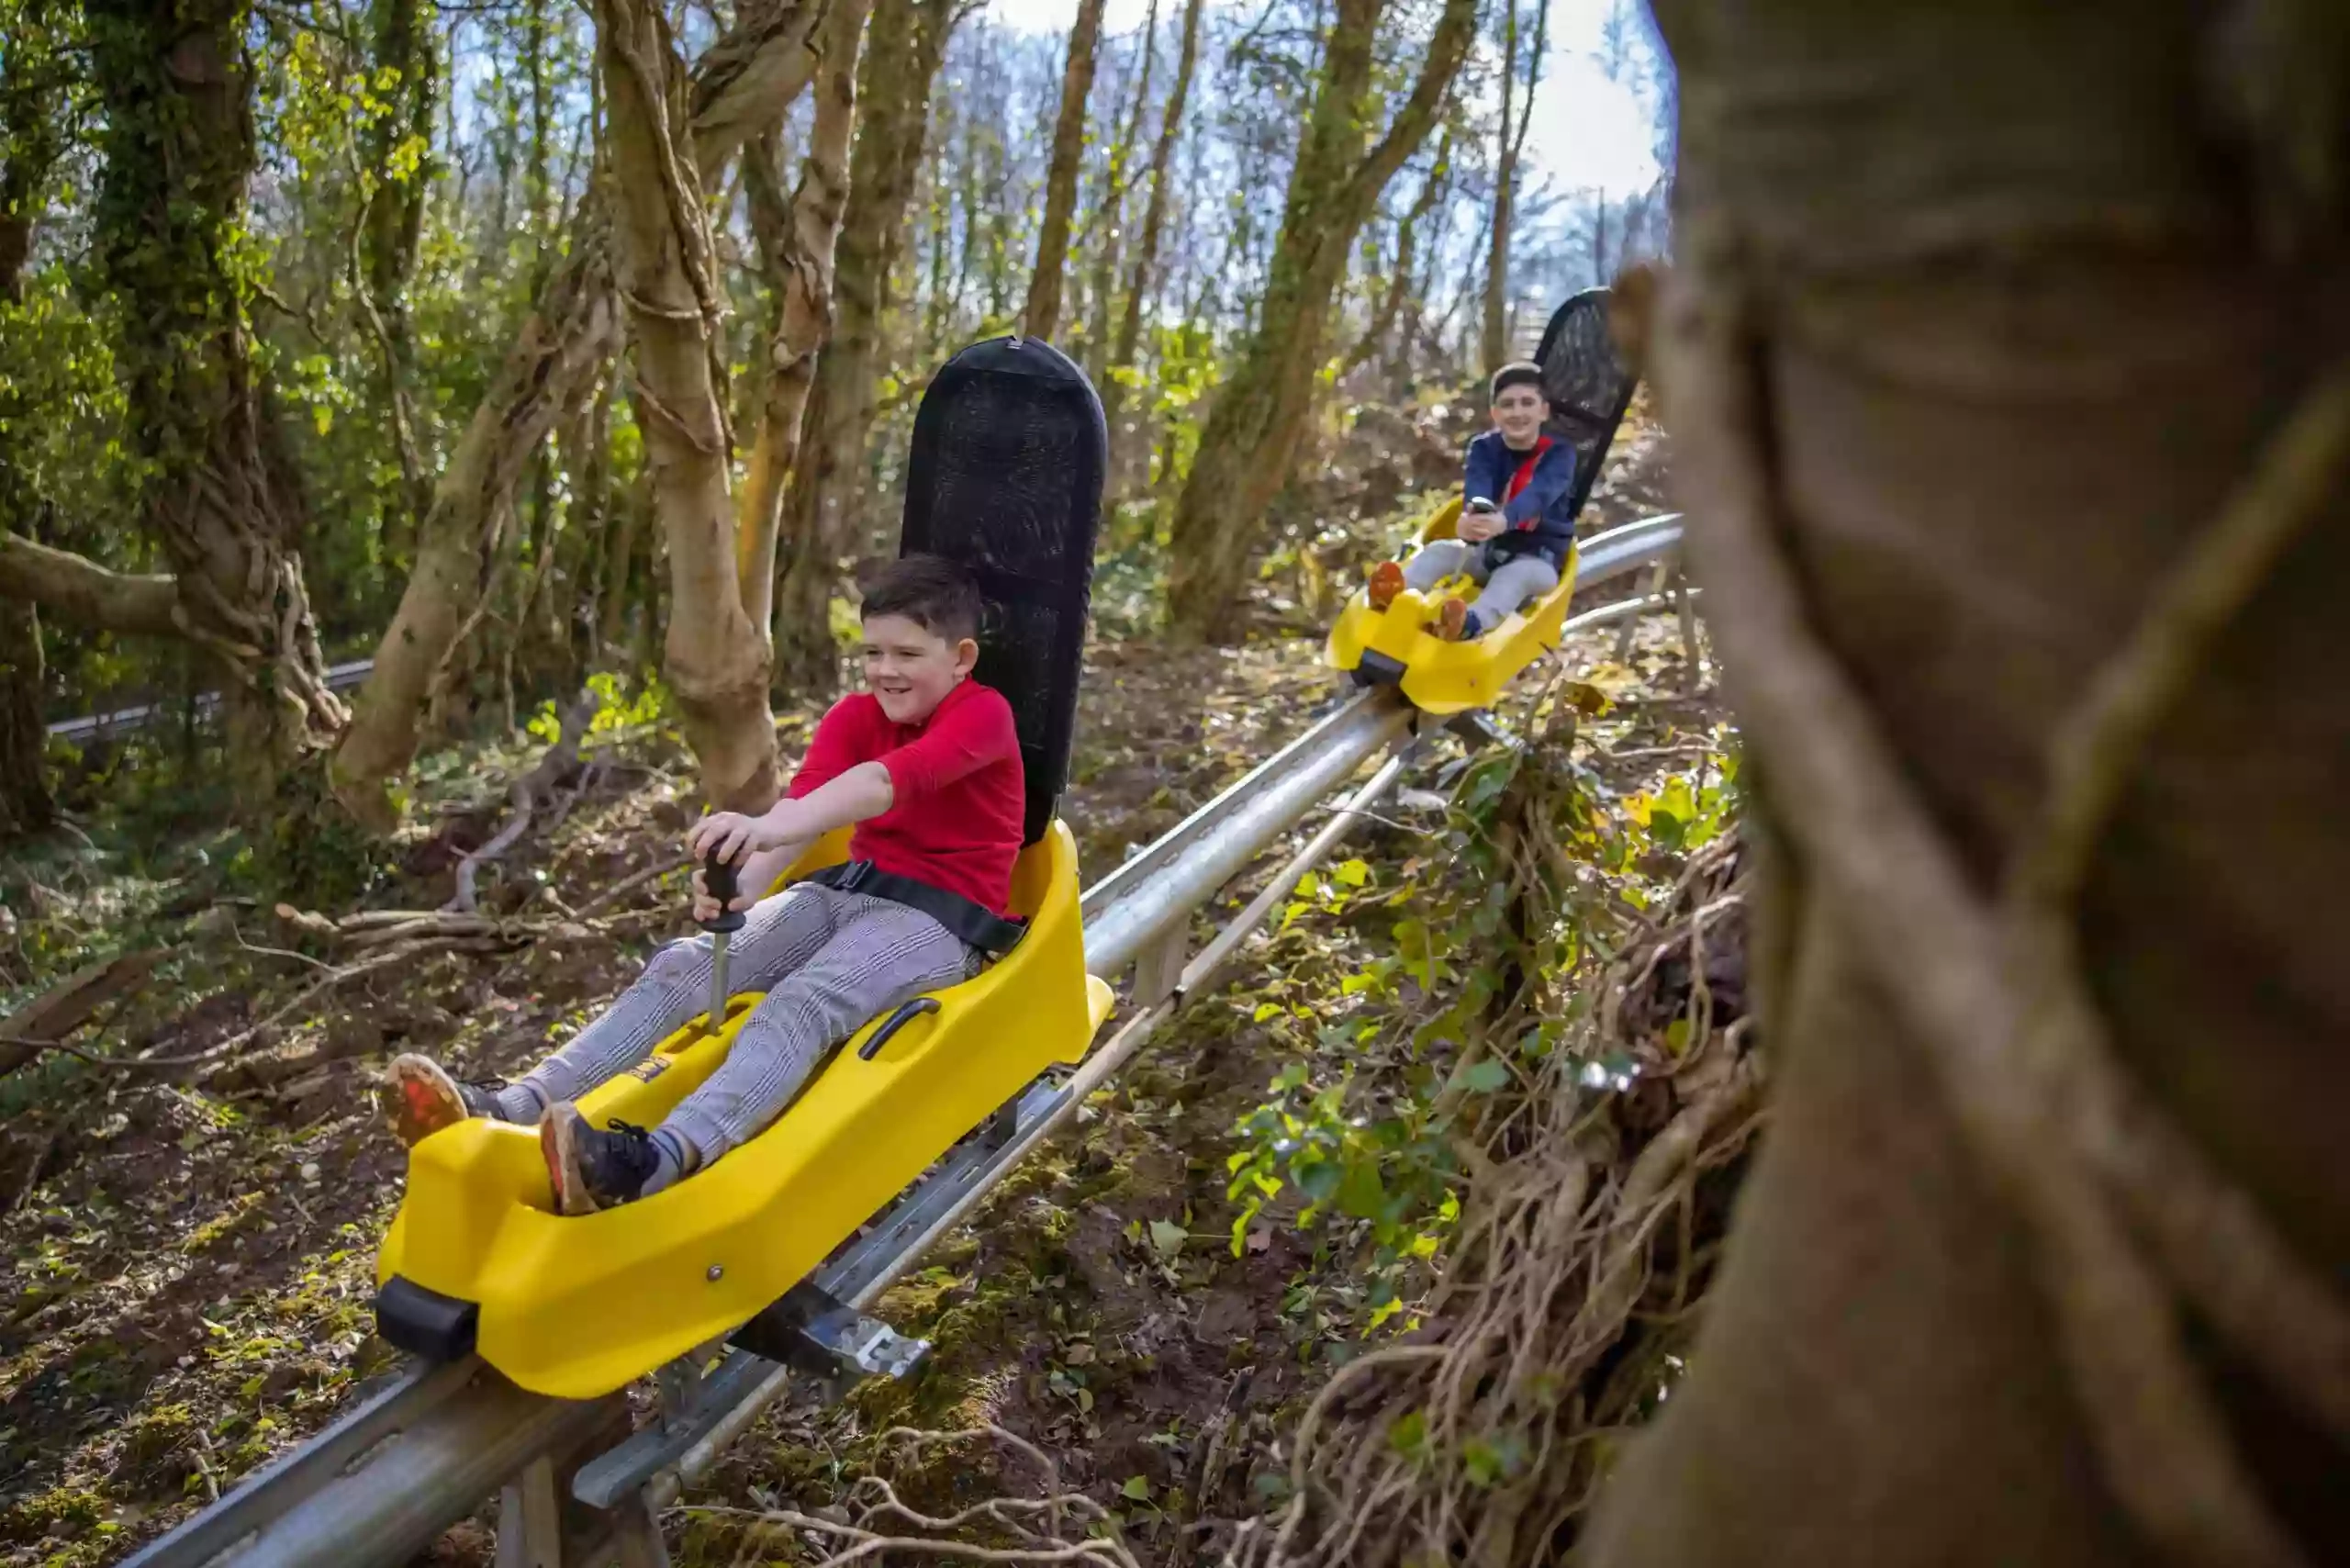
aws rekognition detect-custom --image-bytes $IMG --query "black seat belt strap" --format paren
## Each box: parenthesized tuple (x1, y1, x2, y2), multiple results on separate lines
(803, 861, 1028, 955)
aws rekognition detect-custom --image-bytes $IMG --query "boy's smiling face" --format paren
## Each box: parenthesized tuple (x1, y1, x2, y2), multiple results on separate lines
(861, 611, 978, 725)
(1492, 383, 1550, 448)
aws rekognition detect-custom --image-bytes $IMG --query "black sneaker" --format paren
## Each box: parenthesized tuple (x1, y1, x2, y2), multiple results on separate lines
(540, 1103, 664, 1215)
(383, 1054, 516, 1147)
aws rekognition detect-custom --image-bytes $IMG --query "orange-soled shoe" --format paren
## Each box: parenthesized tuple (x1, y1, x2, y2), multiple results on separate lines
(1438, 598, 1472, 642)
(541, 1103, 663, 1215)
(1366, 561, 1404, 612)
(382, 1054, 506, 1147)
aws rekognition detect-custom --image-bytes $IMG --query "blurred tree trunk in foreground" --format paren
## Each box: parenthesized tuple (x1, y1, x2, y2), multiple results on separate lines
(1586, 3, 2350, 1564)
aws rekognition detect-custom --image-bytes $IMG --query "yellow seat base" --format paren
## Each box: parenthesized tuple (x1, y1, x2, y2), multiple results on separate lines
(1326, 497, 1579, 715)
(375, 821, 1111, 1399)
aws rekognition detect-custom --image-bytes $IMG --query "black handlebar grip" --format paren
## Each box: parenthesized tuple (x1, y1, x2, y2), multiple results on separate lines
(701, 847, 747, 934)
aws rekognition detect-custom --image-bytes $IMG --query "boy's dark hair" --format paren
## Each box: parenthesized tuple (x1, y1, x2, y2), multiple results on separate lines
(1490, 361, 1547, 401)
(859, 553, 984, 642)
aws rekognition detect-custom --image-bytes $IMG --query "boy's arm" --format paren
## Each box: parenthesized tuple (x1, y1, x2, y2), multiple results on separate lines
(876, 690, 1018, 801)
(1462, 434, 1504, 506)
(696, 695, 1017, 864)
(1503, 442, 1578, 530)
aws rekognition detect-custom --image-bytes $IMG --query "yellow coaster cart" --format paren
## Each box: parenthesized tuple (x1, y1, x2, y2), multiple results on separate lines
(1327, 286, 1640, 712)
(375, 338, 1116, 1400)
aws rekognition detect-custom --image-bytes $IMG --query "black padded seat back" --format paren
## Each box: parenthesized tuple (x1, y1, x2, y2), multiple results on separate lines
(1531, 286, 1640, 524)
(900, 336, 1105, 846)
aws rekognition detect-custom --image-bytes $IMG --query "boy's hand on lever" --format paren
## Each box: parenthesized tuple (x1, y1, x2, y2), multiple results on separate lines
(688, 804, 805, 870)
(688, 867, 755, 924)
(1458, 498, 1503, 543)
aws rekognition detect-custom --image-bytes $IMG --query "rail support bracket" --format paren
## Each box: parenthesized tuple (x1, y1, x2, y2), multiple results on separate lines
(731, 1282, 929, 1383)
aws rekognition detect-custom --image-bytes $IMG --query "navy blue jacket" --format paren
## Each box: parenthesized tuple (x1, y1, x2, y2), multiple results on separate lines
(1462, 430, 1578, 568)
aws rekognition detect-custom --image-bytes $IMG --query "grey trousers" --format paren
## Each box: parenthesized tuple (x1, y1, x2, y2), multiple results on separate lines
(518, 884, 978, 1162)
(1401, 539, 1561, 625)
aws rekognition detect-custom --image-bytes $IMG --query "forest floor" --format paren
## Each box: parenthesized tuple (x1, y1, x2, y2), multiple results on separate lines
(0, 406, 1704, 1567)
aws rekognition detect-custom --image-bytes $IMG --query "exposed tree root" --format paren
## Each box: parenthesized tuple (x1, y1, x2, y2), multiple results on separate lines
(682, 1424, 1141, 1567)
(1224, 720, 1761, 1568)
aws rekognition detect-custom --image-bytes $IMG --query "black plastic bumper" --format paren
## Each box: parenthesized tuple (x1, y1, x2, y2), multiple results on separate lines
(375, 1276, 480, 1361)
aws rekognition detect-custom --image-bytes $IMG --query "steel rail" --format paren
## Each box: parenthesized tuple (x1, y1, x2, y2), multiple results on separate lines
(116, 512, 1693, 1568)
(47, 660, 376, 745)
(1081, 690, 1416, 980)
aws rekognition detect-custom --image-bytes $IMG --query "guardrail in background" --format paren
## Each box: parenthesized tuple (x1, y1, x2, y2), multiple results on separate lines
(45, 660, 376, 745)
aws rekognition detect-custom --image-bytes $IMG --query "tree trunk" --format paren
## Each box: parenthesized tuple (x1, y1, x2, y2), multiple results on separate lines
(688, 0, 827, 186)
(770, 0, 955, 697)
(1079, 0, 1158, 380)
(735, 0, 868, 642)
(0, 600, 47, 839)
(1163, 0, 1477, 635)
(1478, 0, 1548, 371)
(0, 29, 65, 835)
(333, 0, 830, 824)
(1478, 0, 1521, 372)
(1347, 126, 1452, 382)
(330, 219, 619, 826)
(1583, 4, 2350, 1566)
(1102, 0, 1203, 451)
(595, 0, 778, 811)
(361, 0, 440, 556)
(1020, 0, 1107, 343)
(561, 367, 616, 669)
(88, 0, 345, 814)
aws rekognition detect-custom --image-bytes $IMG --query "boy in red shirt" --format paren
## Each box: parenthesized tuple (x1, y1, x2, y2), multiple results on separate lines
(378, 554, 1025, 1214)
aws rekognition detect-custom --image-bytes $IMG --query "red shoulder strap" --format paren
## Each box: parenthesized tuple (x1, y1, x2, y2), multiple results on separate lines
(1503, 436, 1553, 504)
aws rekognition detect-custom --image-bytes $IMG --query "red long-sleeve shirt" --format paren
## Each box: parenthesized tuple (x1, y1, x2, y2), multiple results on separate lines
(788, 679, 1026, 916)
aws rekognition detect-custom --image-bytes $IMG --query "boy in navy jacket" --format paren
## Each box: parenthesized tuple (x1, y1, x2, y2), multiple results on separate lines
(1368, 362, 1576, 639)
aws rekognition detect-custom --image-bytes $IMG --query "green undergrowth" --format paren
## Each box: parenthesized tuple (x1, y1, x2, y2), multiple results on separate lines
(1222, 680, 1739, 1338)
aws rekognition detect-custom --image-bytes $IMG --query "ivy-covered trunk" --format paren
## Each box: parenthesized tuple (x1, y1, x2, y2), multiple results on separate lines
(1163, 0, 1475, 636)
(0, 19, 62, 837)
(360, 0, 440, 554)
(88, 0, 346, 821)
(770, 0, 954, 698)
(1582, 2, 2350, 1564)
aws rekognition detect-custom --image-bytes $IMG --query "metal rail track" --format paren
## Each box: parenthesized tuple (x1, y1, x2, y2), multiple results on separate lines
(117, 514, 1689, 1568)
(46, 661, 376, 745)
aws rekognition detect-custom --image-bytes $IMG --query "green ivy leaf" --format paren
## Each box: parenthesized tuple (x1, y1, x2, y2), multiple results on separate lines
(1460, 1058, 1512, 1094)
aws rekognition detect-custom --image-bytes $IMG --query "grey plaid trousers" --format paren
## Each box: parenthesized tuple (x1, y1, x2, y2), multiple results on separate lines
(519, 884, 978, 1163)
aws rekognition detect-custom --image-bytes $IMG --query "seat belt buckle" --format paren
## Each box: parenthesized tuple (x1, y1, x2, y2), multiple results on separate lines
(836, 860, 874, 893)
